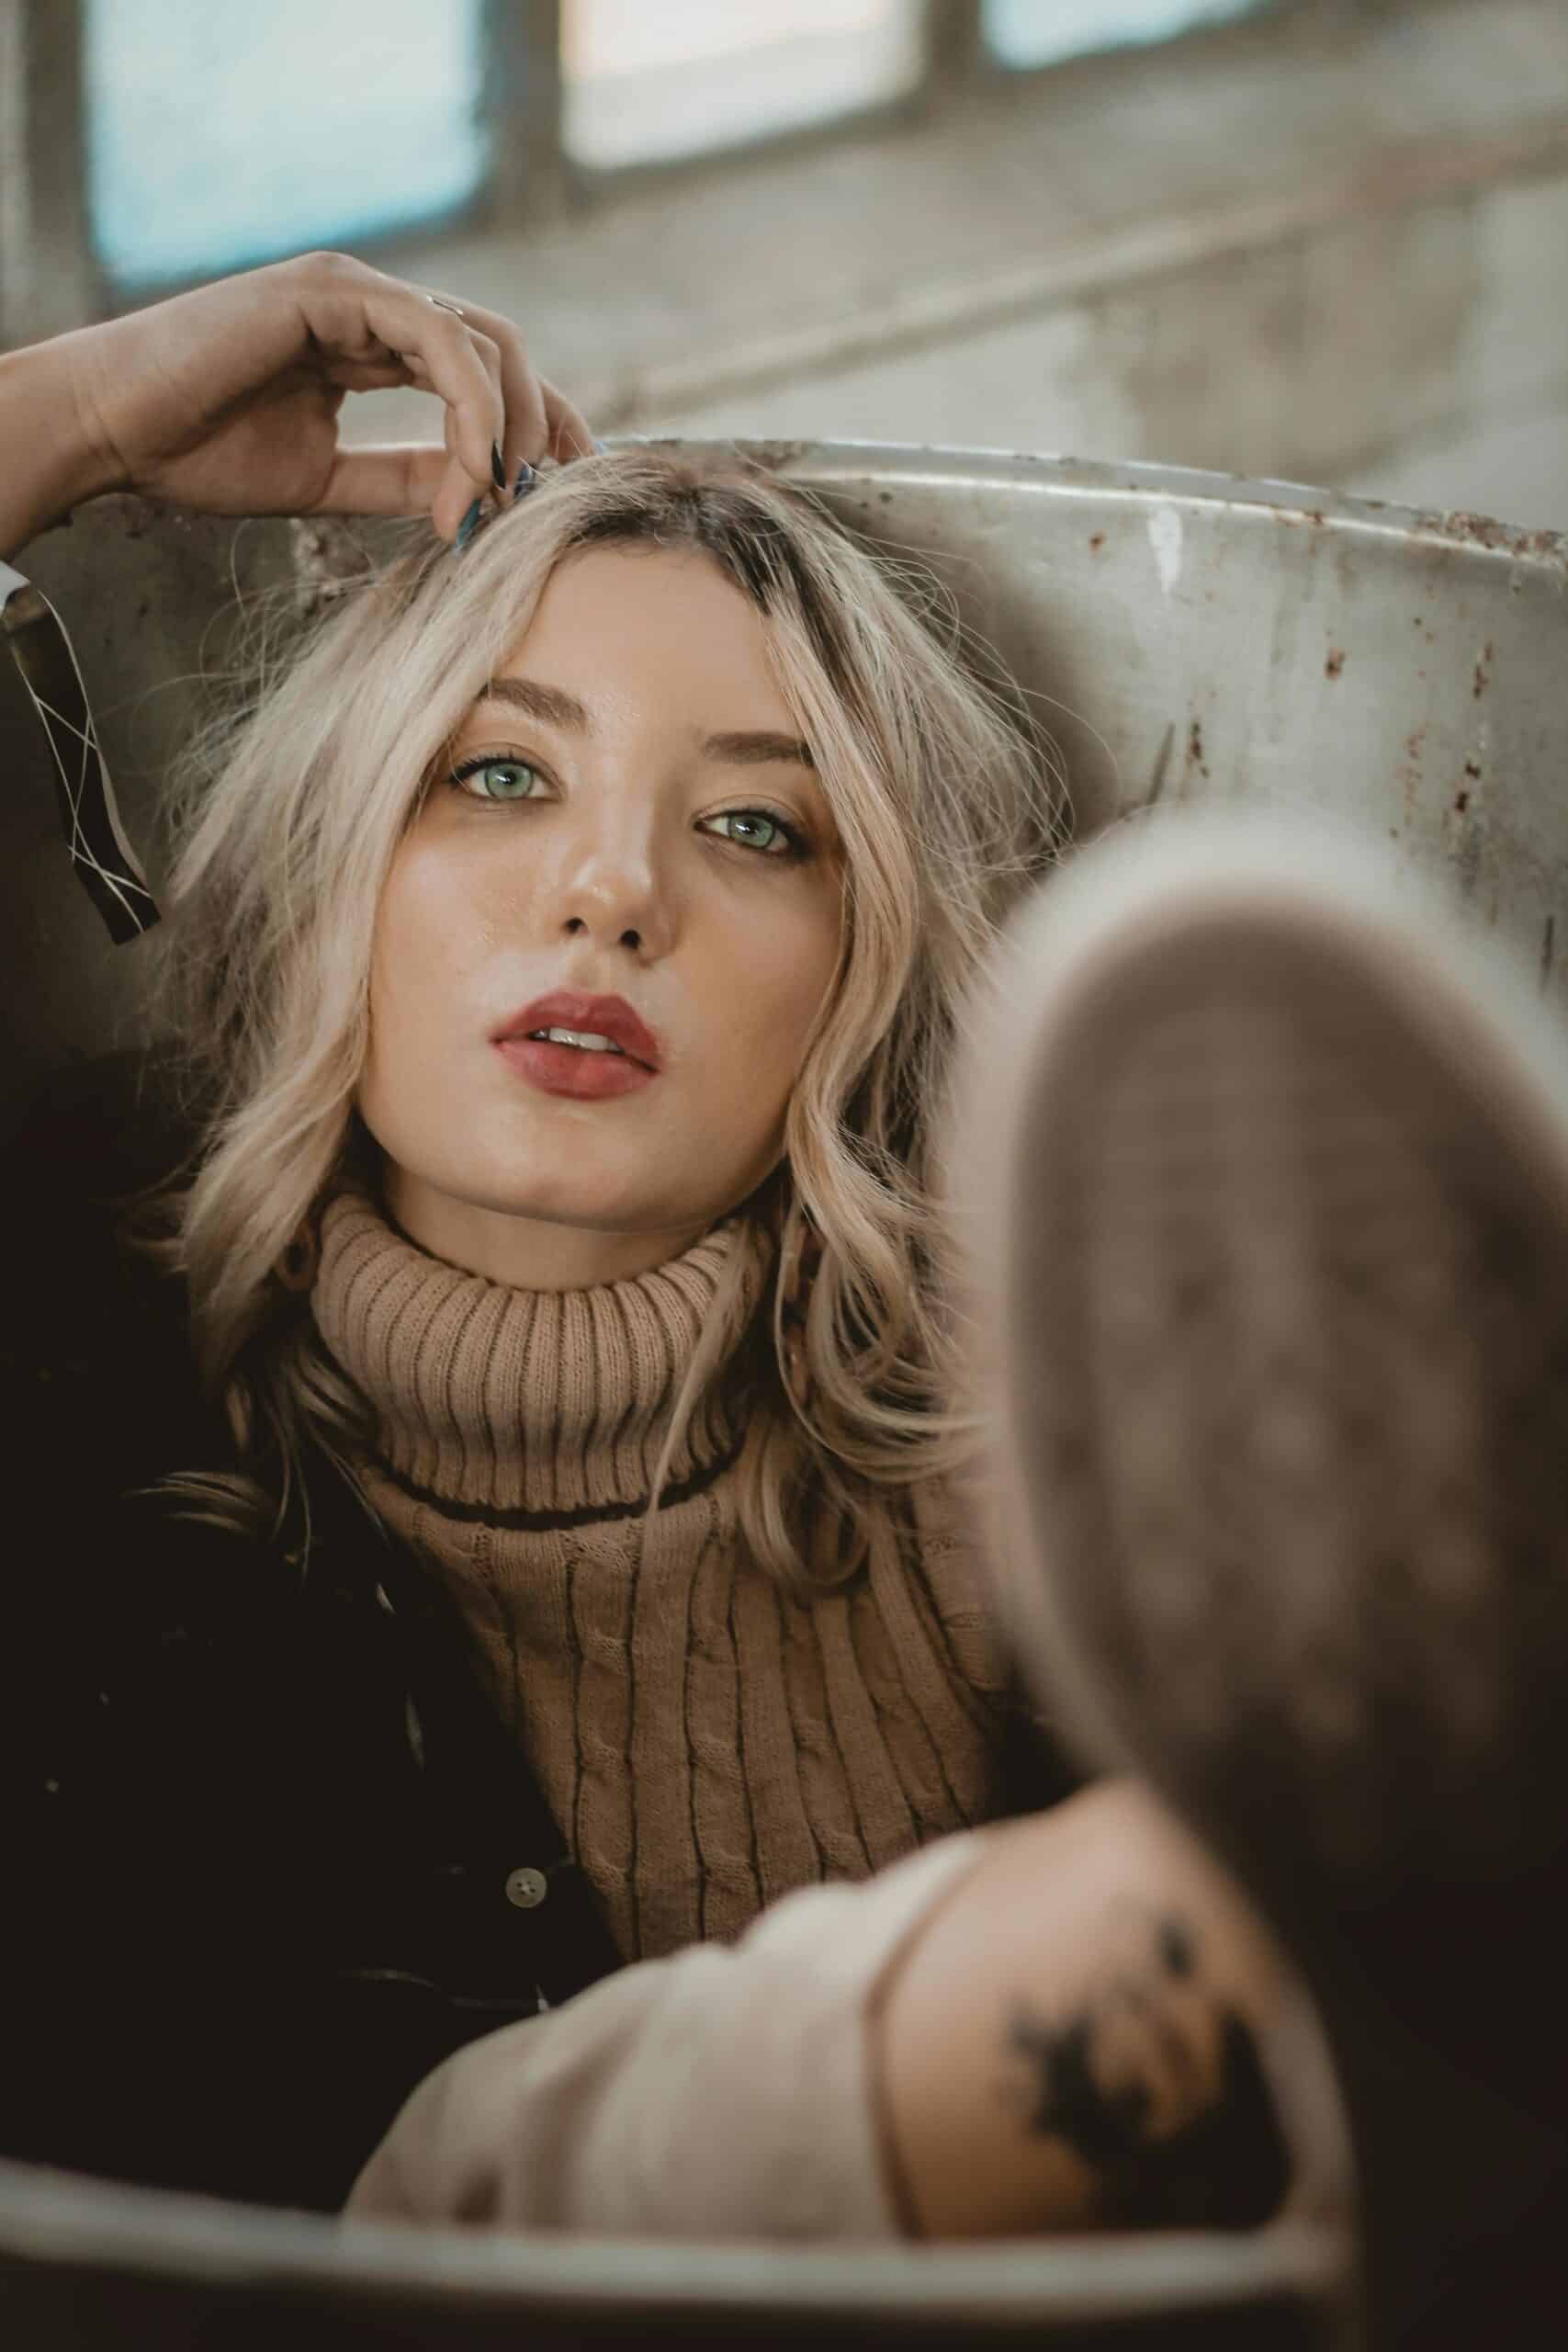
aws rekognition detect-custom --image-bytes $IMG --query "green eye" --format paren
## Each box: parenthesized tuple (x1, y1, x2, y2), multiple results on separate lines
(704, 808, 801, 856)
(453, 757, 542, 802)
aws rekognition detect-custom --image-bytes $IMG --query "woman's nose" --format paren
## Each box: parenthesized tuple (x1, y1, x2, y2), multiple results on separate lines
(544, 823, 674, 959)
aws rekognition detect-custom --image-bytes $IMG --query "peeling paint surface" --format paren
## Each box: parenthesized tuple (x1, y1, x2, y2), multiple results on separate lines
(1148, 505, 1185, 598)
(1146, 507, 1184, 602)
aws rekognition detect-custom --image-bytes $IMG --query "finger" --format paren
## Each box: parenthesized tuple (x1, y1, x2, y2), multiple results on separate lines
(324, 361, 416, 392)
(429, 327, 506, 539)
(542, 378, 597, 464)
(420, 443, 479, 537)
(433, 443, 482, 543)
(418, 294, 552, 481)
(355, 283, 503, 498)
(311, 442, 448, 516)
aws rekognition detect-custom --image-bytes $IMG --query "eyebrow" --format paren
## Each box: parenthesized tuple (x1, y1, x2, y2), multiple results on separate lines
(704, 729, 816, 770)
(475, 676, 590, 729)
(474, 677, 815, 770)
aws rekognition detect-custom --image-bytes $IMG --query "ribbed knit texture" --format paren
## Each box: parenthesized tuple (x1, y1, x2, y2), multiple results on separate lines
(311, 1188, 1007, 1962)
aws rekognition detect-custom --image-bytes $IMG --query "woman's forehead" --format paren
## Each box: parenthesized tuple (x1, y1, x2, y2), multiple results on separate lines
(480, 543, 804, 734)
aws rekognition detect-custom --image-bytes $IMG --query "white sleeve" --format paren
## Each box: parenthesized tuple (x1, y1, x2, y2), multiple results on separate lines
(344, 1831, 987, 2241)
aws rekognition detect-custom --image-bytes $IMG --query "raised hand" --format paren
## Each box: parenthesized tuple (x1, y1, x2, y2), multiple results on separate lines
(10, 250, 594, 549)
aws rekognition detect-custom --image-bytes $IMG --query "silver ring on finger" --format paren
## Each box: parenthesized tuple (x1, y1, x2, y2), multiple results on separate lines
(427, 294, 467, 322)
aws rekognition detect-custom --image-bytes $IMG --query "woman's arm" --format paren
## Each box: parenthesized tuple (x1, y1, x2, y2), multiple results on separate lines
(347, 1783, 1317, 2242)
(0, 332, 115, 559)
(870, 1781, 1300, 2235)
(0, 250, 594, 562)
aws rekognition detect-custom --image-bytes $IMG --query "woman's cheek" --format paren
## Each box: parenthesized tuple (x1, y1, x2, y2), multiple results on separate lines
(716, 956, 819, 1094)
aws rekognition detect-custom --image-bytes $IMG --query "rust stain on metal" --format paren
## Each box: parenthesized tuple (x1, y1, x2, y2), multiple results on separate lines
(1185, 718, 1210, 783)
(1438, 511, 1568, 565)
(1542, 916, 1557, 992)
(1089, 533, 1107, 553)
(1399, 723, 1428, 824)
(1446, 511, 1513, 549)
(1472, 640, 1495, 701)
(1455, 808, 1483, 896)
(733, 440, 815, 472)
(1453, 791, 1470, 814)
(1325, 648, 1346, 680)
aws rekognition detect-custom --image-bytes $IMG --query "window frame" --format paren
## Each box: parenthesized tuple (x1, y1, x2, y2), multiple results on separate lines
(0, 0, 1403, 341)
(487, 0, 1366, 209)
(1, 0, 97, 343)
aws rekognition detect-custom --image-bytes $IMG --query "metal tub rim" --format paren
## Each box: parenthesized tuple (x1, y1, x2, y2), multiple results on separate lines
(654, 437, 1568, 576)
(0, 2156, 1345, 2331)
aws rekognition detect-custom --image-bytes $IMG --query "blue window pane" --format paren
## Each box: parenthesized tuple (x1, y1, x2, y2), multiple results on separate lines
(86, 0, 486, 287)
(984, 0, 1266, 72)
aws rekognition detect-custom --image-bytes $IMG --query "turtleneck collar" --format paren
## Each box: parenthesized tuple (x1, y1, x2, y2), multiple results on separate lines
(311, 1185, 763, 1527)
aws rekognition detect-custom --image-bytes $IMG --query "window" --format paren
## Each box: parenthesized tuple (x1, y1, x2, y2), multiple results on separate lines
(65, 0, 1309, 303)
(561, 0, 925, 174)
(85, 0, 487, 288)
(983, 0, 1270, 74)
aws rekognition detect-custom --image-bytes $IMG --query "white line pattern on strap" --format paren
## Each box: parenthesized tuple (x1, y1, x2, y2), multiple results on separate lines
(2, 560, 158, 940)
(28, 686, 154, 930)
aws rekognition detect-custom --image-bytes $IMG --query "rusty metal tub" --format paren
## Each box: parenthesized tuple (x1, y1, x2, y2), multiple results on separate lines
(3, 443, 1563, 2345)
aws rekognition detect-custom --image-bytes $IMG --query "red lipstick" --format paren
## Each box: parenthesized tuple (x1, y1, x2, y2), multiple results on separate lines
(492, 991, 661, 1101)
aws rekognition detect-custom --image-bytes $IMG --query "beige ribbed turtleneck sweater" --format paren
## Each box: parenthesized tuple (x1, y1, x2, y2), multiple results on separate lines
(311, 1189, 1007, 1962)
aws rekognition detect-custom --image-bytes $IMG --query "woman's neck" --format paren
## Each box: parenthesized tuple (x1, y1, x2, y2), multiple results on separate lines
(380, 1159, 709, 1292)
(312, 1185, 756, 1521)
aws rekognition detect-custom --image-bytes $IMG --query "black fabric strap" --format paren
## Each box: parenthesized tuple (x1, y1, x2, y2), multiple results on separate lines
(1, 560, 159, 943)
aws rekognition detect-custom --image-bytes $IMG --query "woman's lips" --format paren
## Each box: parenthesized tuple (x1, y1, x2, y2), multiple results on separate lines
(494, 1035, 658, 1100)
(497, 992, 661, 1068)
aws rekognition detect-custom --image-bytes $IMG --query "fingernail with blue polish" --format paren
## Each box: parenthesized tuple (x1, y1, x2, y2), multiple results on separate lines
(490, 441, 507, 493)
(513, 459, 536, 498)
(454, 498, 484, 553)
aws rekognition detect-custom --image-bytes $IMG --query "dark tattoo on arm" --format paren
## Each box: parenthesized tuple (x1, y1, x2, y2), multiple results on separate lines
(1004, 1910, 1290, 2229)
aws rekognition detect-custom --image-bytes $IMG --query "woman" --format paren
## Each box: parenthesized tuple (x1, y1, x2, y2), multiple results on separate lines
(3, 250, 1117, 2212)
(18, 256, 1548, 2317)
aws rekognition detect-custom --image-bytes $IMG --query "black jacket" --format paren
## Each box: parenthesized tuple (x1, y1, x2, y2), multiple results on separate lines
(0, 1057, 1076, 2213)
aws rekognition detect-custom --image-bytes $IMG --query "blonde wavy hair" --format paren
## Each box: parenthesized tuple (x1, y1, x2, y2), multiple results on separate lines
(154, 447, 1064, 1588)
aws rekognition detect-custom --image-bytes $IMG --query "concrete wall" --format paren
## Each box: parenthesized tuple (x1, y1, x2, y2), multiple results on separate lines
(6, 2, 1566, 524)
(630, 177, 1568, 532)
(364, 0, 1568, 532)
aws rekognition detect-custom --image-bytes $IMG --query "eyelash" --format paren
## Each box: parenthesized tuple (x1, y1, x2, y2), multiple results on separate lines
(704, 805, 809, 860)
(445, 754, 810, 861)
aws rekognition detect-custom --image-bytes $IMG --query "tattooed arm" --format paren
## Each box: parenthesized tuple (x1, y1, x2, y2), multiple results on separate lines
(869, 1781, 1299, 2235)
(349, 1781, 1329, 2242)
